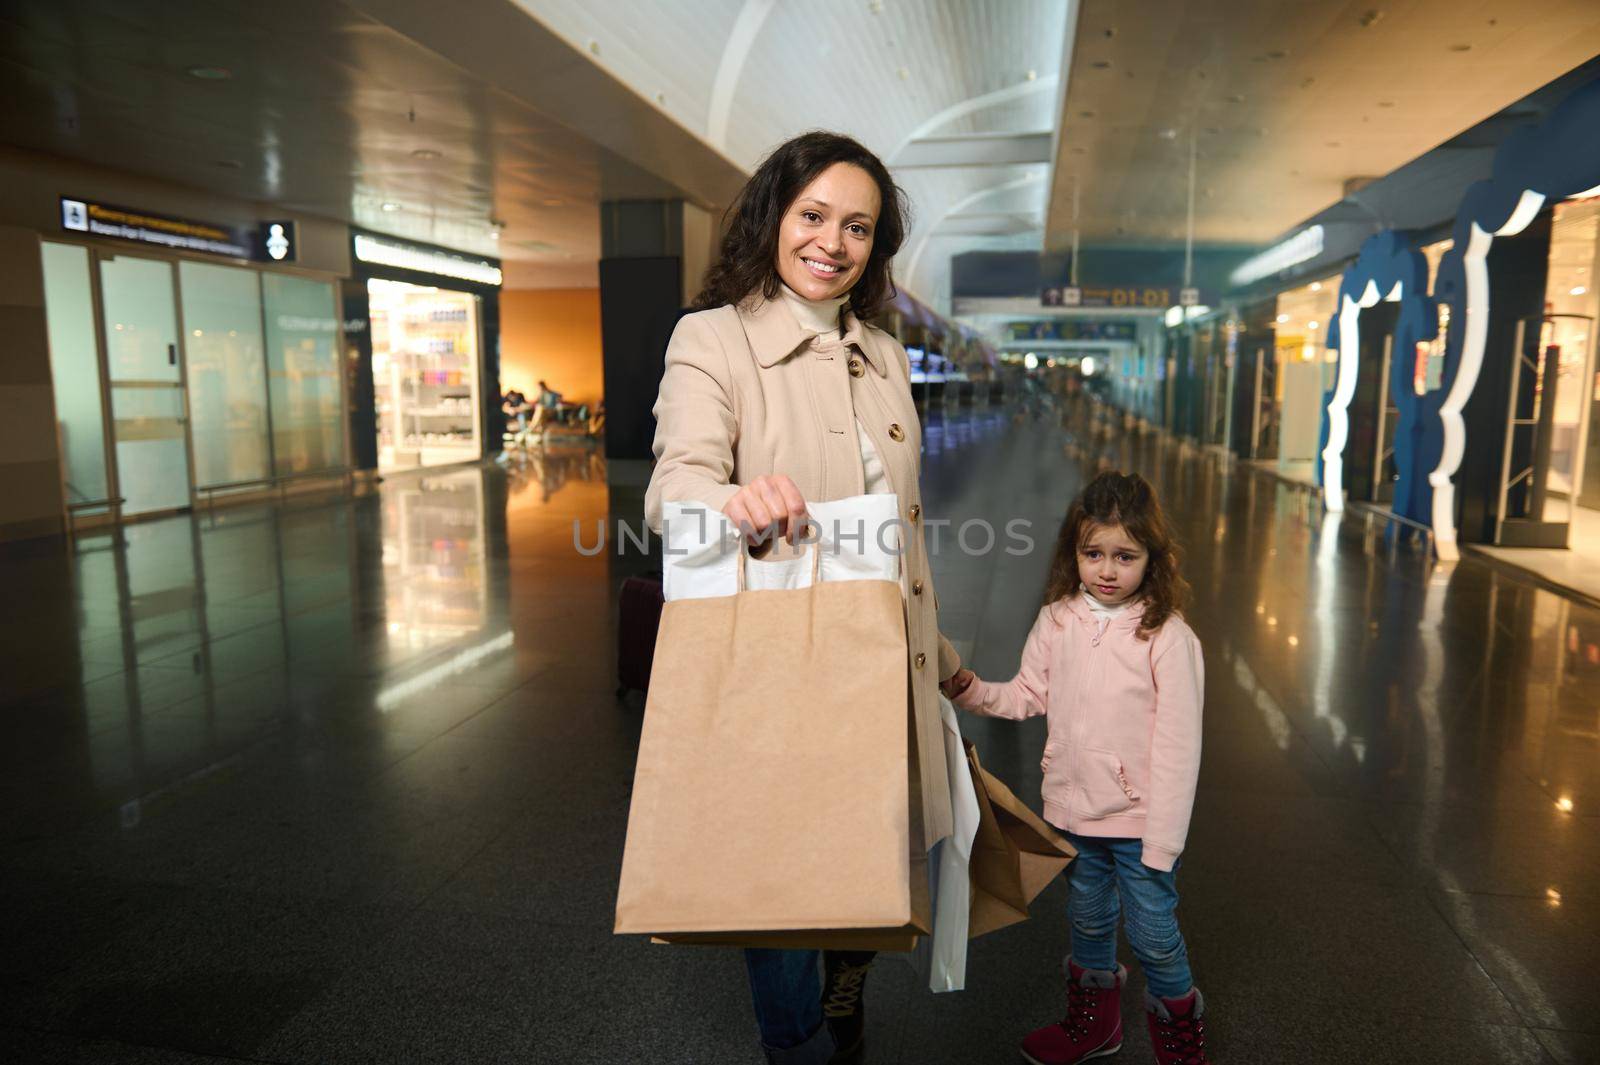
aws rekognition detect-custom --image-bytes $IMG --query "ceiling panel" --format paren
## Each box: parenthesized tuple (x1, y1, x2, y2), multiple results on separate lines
(0, 0, 739, 284)
(515, 0, 1072, 310)
(1048, 0, 1600, 248)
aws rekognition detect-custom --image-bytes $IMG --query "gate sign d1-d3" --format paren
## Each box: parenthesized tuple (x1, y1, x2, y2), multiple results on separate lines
(1044, 285, 1178, 309)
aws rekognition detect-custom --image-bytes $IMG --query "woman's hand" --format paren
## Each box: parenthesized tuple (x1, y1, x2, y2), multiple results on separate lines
(722, 474, 809, 544)
(940, 668, 976, 700)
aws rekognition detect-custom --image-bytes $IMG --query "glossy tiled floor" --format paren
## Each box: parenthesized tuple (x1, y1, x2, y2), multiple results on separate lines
(2, 406, 1597, 1065)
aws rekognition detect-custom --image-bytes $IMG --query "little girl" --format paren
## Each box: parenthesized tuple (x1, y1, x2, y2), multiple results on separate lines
(941, 471, 1210, 1065)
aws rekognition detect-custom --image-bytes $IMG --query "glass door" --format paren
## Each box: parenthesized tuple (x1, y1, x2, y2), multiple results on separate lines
(99, 253, 193, 515)
(1495, 313, 1594, 547)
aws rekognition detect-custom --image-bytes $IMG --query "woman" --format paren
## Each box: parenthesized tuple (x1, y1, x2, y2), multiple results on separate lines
(643, 132, 964, 1065)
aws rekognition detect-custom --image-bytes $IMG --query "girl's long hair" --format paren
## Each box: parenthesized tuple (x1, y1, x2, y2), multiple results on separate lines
(691, 131, 908, 319)
(1043, 471, 1190, 639)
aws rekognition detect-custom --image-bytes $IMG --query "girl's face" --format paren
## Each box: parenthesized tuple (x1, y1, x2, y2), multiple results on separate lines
(775, 162, 880, 302)
(1077, 521, 1149, 606)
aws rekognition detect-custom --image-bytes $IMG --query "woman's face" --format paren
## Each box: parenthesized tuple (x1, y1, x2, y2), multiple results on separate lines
(775, 162, 881, 302)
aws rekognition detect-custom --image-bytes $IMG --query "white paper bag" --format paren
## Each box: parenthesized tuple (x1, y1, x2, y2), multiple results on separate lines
(660, 495, 901, 601)
(915, 694, 982, 992)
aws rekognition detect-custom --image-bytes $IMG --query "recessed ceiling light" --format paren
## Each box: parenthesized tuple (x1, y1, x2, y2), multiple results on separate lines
(1377, 100, 1396, 108)
(1449, 43, 1472, 52)
(1159, 128, 1178, 140)
(381, 202, 400, 212)
(411, 148, 442, 160)
(186, 66, 232, 81)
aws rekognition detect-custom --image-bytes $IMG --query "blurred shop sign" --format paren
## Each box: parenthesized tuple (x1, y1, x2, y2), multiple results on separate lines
(1007, 320, 1137, 342)
(352, 231, 503, 287)
(59, 195, 261, 259)
(1041, 284, 1194, 309)
(1229, 224, 1325, 286)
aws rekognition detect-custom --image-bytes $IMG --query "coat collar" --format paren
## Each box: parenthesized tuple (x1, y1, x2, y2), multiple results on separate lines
(737, 289, 886, 376)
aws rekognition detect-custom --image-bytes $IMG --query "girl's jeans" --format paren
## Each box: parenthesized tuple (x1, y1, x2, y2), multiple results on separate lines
(743, 948, 834, 1063)
(1064, 832, 1195, 999)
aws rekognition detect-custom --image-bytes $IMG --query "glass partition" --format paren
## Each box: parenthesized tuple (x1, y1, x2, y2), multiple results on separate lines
(40, 242, 109, 507)
(99, 253, 192, 516)
(263, 274, 344, 475)
(179, 261, 269, 488)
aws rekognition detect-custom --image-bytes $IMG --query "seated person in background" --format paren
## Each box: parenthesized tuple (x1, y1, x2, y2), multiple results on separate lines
(502, 389, 531, 436)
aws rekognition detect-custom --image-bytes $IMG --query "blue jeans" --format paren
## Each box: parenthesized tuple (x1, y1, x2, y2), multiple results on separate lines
(743, 949, 834, 1063)
(1064, 833, 1194, 999)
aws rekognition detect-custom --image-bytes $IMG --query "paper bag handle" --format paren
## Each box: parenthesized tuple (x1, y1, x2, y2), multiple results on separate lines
(733, 519, 822, 594)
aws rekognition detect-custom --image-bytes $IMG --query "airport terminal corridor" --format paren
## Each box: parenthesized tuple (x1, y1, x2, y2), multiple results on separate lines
(1, 406, 1595, 1065)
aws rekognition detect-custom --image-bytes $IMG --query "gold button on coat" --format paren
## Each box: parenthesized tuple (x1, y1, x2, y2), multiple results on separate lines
(888, 423, 905, 442)
(912, 579, 924, 596)
(915, 652, 927, 669)
(909, 503, 921, 522)
(848, 358, 865, 378)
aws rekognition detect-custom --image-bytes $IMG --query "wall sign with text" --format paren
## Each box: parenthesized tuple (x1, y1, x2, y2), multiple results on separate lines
(1041, 285, 1211, 309)
(60, 196, 295, 263)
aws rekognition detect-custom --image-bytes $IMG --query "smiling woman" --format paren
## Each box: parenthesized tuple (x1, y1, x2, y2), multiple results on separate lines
(643, 131, 962, 1065)
(691, 131, 908, 321)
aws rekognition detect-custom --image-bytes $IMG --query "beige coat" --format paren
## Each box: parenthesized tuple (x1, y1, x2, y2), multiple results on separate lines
(644, 292, 960, 848)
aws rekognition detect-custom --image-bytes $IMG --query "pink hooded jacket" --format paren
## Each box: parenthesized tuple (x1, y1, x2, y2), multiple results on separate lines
(952, 595, 1204, 871)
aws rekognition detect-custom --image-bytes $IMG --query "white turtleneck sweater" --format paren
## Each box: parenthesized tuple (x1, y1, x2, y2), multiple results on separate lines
(1082, 590, 1132, 637)
(778, 283, 892, 496)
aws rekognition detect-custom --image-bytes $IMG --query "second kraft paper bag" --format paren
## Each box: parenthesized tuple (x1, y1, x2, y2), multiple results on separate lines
(615, 497, 928, 950)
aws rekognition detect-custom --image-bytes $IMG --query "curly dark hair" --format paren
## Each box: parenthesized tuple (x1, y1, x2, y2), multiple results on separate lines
(1043, 471, 1190, 640)
(691, 131, 909, 319)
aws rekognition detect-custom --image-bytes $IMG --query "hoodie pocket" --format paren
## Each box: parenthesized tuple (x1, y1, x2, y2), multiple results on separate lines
(1074, 748, 1141, 819)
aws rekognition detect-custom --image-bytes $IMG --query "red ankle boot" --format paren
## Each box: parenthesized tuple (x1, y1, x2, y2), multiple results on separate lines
(1020, 958, 1125, 1065)
(1145, 988, 1209, 1065)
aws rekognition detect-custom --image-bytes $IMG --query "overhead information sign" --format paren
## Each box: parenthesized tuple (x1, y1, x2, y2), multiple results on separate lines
(1043, 285, 1203, 309)
(60, 196, 255, 258)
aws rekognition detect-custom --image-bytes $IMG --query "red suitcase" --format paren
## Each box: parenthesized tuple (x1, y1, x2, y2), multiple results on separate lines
(617, 573, 665, 697)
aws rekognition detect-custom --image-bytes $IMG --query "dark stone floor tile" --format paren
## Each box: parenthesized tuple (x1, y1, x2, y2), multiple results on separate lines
(1533, 1027, 1600, 1065)
(1186, 791, 1408, 887)
(1428, 887, 1600, 1034)
(1366, 804, 1600, 900)
(1175, 875, 1522, 1026)
(0, 1027, 252, 1063)
(2, 886, 409, 1056)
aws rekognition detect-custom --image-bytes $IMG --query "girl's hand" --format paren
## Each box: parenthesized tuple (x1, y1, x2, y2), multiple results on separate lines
(940, 668, 976, 700)
(722, 474, 808, 544)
